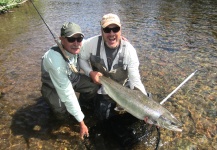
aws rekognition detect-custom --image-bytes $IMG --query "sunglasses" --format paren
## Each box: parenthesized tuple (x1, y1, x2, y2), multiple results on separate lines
(65, 36, 83, 43)
(103, 26, 120, 33)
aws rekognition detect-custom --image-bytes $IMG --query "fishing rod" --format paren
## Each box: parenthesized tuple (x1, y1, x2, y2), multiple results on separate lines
(160, 70, 197, 105)
(29, 0, 78, 73)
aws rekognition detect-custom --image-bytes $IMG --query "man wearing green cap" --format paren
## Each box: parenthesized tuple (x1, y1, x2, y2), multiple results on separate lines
(41, 22, 99, 139)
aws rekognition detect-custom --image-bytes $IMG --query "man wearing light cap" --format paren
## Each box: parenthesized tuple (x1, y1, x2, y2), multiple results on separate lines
(41, 22, 99, 139)
(79, 13, 147, 120)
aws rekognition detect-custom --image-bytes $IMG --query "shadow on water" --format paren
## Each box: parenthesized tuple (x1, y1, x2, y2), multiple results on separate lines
(10, 97, 60, 148)
(87, 114, 161, 150)
(10, 97, 160, 150)
(10, 97, 86, 149)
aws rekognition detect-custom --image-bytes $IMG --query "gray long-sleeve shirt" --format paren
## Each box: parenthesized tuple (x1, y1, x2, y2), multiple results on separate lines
(79, 35, 147, 95)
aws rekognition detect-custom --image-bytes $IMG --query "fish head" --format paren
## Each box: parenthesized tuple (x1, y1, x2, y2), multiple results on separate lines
(157, 111, 182, 132)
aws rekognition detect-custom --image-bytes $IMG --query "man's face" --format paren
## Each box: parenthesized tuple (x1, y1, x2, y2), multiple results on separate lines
(60, 34, 83, 54)
(102, 24, 121, 49)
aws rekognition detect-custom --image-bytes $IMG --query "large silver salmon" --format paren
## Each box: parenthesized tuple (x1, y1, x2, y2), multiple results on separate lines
(99, 76, 182, 132)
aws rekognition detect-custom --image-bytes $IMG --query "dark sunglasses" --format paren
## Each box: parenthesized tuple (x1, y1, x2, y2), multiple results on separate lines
(65, 36, 83, 43)
(103, 26, 120, 33)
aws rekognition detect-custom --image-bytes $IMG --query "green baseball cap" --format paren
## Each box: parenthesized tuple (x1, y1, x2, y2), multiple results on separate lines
(60, 22, 84, 37)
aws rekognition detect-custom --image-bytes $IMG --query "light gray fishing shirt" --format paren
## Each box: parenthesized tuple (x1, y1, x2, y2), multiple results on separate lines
(79, 35, 147, 95)
(42, 45, 84, 122)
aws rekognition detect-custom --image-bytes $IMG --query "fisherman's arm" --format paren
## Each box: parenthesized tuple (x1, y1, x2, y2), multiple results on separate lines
(79, 36, 103, 83)
(50, 69, 89, 138)
(126, 43, 147, 95)
(79, 56, 103, 84)
(44, 53, 88, 139)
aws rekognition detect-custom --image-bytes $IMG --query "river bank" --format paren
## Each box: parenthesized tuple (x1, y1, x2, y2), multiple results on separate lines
(0, 0, 28, 14)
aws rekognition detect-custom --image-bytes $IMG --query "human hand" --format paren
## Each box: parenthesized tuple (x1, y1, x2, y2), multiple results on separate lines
(89, 71, 103, 84)
(144, 116, 149, 123)
(144, 117, 159, 128)
(79, 121, 89, 140)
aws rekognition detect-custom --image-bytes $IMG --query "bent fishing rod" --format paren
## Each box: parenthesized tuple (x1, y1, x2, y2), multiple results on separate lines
(30, 0, 78, 73)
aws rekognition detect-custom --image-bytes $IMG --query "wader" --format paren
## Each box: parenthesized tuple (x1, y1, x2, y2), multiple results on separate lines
(89, 37, 158, 149)
(41, 46, 99, 120)
(90, 36, 128, 120)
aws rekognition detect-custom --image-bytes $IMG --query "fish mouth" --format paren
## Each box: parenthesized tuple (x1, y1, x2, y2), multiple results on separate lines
(158, 114, 183, 132)
(158, 121, 182, 132)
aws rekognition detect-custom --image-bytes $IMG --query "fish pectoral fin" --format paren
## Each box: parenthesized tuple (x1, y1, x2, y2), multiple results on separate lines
(114, 105, 125, 112)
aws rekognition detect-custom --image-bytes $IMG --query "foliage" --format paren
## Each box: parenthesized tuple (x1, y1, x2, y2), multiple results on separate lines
(0, 0, 25, 13)
(0, 0, 23, 6)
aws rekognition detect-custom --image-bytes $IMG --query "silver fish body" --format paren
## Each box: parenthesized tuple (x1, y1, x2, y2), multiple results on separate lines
(99, 76, 182, 132)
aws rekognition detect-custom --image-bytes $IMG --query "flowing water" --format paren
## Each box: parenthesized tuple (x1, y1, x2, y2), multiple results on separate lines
(0, 0, 216, 149)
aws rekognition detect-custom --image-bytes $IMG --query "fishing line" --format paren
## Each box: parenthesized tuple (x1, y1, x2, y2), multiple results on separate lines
(134, 122, 160, 150)
(30, 0, 56, 40)
(155, 127, 160, 150)
(29, 0, 78, 73)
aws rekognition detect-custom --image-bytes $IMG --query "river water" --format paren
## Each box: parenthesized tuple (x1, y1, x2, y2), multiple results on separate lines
(0, 0, 216, 149)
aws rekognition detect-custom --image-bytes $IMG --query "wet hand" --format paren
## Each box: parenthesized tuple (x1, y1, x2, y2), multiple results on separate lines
(79, 121, 89, 140)
(144, 117, 160, 128)
(80, 131, 89, 140)
(89, 71, 103, 84)
(144, 116, 149, 123)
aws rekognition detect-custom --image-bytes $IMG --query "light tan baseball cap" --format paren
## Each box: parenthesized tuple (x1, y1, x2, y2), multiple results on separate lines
(100, 13, 121, 28)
